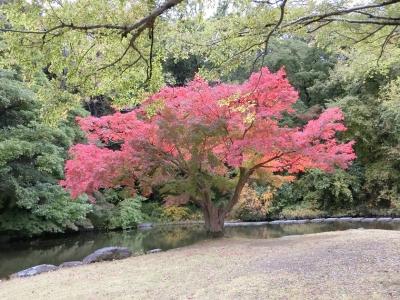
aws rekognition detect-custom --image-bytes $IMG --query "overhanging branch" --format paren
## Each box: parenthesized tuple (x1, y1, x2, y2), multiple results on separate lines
(284, 0, 400, 28)
(1, 0, 183, 79)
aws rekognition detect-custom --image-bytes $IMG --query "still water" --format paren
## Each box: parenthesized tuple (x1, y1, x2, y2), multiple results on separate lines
(1, 221, 400, 278)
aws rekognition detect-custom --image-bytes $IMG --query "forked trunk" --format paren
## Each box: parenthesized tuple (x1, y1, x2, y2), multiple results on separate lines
(201, 168, 252, 237)
(202, 203, 226, 237)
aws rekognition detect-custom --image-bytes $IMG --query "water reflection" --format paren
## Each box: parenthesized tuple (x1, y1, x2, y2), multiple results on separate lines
(225, 221, 400, 239)
(0, 226, 207, 278)
(1, 221, 400, 278)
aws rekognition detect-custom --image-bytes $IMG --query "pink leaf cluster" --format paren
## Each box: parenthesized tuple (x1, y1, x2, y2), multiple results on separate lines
(61, 68, 356, 199)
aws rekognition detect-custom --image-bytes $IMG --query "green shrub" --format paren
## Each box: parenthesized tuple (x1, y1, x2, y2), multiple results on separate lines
(364, 162, 400, 209)
(230, 184, 273, 221)
(108, 197, 144, 230)
(88, 190, 144, 230)
(278, 202, 327, 220)
(141, 201, 165, 221)
(160, 206, 192, 222)
(273, 168, 362, 214)
(0, 184, 91, 235)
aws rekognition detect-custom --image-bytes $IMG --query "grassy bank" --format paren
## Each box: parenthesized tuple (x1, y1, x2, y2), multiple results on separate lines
(1, 229, 400, 299)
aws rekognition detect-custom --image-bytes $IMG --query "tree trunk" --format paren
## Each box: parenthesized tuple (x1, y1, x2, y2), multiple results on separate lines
(200, 168, 252, 237)
(202, 202, 226, 237)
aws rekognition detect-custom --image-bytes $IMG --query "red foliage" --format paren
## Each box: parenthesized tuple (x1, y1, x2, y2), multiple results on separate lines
(61, 68, 355, 200)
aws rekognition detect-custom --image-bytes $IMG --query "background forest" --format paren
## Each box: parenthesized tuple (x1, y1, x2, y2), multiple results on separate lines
(0, 0, 399, 237)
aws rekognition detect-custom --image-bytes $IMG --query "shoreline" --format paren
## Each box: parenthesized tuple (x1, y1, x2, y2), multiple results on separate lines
(3, 215, 400, 243)
(141, 216, 400, 228)
(1, 229, 400, 299)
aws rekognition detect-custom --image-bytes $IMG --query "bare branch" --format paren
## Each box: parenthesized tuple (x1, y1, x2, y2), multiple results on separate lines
(322, 17, 400, 26)
(124, 0, 182, 33)
(353, 25, 385, 44)
(284, 0, 400, 28)
(96, 42, 132, 71)
(120, 57, 142, 75)
(2, 0, 182, 35)
(352, 11, 400, 22)
(1, 0, 182, 79)
(148, 25, 155, 81)
(95, 24, 148, 71)
(254, 0, 288, 70)
(377, 25, 398, 63)
(306, 20, 333, 33)
(0, 23, 125, 35)
(249, 152, 285, 172)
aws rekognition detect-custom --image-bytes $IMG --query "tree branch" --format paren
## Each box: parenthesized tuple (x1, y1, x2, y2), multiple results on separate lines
(1, 0, 183, 35)
(256, 0, 288, 68)
(284, 0, 400, 28)
(322, 17, 400, 26)
(124, 0, 182, 33)
(377, 25, 398, 63)
(353, 25, 385, 44)
(249, 152, 285, 172)
(1, 0, 182, 79)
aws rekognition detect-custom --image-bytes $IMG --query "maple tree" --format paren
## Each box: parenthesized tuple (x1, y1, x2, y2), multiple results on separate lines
(61, 68, 355, 234)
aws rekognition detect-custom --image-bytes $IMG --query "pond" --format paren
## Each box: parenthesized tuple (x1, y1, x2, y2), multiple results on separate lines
(1, 221, 400, 278)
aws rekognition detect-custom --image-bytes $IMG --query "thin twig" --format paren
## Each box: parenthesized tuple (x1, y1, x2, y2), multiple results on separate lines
(377, 25, 398, 64)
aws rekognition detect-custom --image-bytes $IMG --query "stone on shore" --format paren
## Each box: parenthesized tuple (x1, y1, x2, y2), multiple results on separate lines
(83, 247, 132, 264)
(295, 219, 309, 224)
(325, 218, 338, 222)
(138, 223, 153, 229)
(269, 220, 283, 224)
(11, 264, 57, 278)
(146, 249, 162, 254)
(310, 218, 325, 223)
(377, 217, 392, 222)
(59, 261, 83, 268)
(361, 218, 377, 222)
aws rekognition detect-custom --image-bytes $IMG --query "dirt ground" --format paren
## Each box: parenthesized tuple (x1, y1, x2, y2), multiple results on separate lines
(1, 229, 400, 300)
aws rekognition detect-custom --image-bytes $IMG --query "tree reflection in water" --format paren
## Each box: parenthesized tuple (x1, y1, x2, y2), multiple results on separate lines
(1, 222, 400, 278)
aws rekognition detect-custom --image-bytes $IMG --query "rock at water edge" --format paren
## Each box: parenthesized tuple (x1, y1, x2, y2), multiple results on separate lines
(11, 264, 57, 278)
(59, 261, 83, 268)
(83, 247, 132, 264)
(146, 249, 162, 254)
